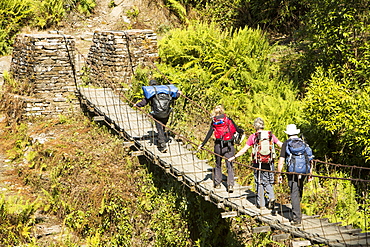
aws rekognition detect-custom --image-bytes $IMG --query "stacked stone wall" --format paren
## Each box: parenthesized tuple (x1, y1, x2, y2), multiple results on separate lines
(87, 29, 158, 86)
(8, 29, 158, 118)
(10, 33, 80, 117)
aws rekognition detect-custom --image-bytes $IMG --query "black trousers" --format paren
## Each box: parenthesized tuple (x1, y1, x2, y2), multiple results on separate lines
(154, 116, 169, 147)
(288, 174, 306, 222)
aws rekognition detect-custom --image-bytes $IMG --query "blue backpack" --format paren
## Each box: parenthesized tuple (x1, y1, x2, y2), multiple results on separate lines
(142, 85, 179, 118)
(286, 138, 313, 174)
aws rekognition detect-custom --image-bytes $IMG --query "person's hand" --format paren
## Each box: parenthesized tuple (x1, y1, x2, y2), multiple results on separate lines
(228, 156, 236, 162)
(308, 175, 313, 182)
(133, 104, 137, 107)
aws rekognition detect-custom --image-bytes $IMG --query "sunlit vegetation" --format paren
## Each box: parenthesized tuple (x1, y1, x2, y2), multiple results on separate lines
(0, 0, 370, 245)
(0, 0, 96, 55)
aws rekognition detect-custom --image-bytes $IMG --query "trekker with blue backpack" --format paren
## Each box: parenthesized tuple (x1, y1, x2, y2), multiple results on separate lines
(277, 124, 314, 226)
(229, 117, 283, 210)
(134, 79, 181, 153)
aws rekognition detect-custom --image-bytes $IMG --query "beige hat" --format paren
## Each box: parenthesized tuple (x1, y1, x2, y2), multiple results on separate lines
(284, 124, 300, 135)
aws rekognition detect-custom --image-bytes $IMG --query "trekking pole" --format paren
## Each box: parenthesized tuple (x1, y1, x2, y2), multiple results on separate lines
(258, 161, 262, 208)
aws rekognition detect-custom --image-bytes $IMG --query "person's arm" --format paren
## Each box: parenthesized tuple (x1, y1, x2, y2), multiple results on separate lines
(228, 134, 254, 161)
(307, 160, 314, 182)
(134, 97, 149, 107)
(277, 157, 285, 183)
(228, 143, 251, 161)
(277, 141, 287, 183)
(272, 134, 283, 148)
(175, 90, 182, 99)
(198, 122, 213, 150)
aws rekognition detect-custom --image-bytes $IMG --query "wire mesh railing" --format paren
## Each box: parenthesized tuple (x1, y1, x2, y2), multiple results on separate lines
(66, 30, 369, 246)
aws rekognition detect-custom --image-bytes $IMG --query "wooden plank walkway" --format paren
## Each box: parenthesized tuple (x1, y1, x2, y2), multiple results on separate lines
(78, 87, 370, 247)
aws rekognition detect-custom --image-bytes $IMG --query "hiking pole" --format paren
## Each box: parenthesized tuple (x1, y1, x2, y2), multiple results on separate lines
(258, 161, 262, 209)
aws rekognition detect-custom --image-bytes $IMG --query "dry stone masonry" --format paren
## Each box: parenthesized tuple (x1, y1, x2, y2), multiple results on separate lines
(10, 33, 80, 117)
(87, 29, 158, 86)
(8, 29, 158, 118)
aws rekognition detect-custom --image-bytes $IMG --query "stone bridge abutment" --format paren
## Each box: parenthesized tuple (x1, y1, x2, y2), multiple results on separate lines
(7, 29, 158, 118)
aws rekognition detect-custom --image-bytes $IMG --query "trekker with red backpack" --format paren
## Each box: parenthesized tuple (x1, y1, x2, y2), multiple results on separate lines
(198, 105, 244, 193)
(229, 117, 282, 209)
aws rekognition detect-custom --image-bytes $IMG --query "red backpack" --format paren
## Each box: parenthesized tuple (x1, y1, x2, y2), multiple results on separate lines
(212, 115, 236, 141)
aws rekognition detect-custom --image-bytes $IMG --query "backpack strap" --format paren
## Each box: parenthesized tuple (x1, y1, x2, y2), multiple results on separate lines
(153, 86, 163, 108)
(165, 85, 174, 107)
(153, 85, 171, 110)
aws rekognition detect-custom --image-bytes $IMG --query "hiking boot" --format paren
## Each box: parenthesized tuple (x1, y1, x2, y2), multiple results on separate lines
(267, 199, 275, 209)
(158, 143, 168, 153)
(291, 220, 301, 226)
(228, 185, 234, 193)
(214, 183, 221, 189)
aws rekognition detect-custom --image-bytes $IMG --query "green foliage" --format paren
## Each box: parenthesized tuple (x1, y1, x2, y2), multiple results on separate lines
(157, 22, 301, 145)
(5, 123, 32, 161)
(126, 6, 139, 19)
(0, 0, 33, 55)
(302, 172, 369, 231)
(75, 0, 96, 16)
(247, 0, 308, 34)
(297, 0, 370, 86)
(2, 71, 35, 96)
(9, 115, 195, 246)
(108, 0, 116, 8)
(303, 68, 370, 165)
(0, 0, 96, 55)
(31, 0, 66, 29)
(137, 175, 190, 247)
(0, 195, 40, 245)
(163, 0, 189, 25)
(178, 0, 307, 33)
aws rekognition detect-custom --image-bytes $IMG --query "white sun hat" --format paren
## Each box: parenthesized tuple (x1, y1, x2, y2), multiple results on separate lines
(284, 124, 300, 135)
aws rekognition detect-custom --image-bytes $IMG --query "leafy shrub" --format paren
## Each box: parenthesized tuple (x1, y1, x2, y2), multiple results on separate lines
(75, 0, 96, 16)
(157, 22, 301, 144)
(303, 68, 370, 165)
(302, 171, 369, 231)
(164, 0, 188, 25)
(296, 0, 370, 86)
(0, 0, 96, 55)
(0, 195, 40, 245)
(31, 0, 66, 29)
(0, 0, 33, 55)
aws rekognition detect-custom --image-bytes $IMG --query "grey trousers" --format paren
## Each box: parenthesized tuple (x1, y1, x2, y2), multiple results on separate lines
(254, 170, 275, 208)
(214, 141, 235, 186)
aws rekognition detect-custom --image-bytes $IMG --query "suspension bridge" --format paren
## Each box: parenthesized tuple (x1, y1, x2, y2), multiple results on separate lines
(77, 83, 369, 246)
(9, 30, 370, 246)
